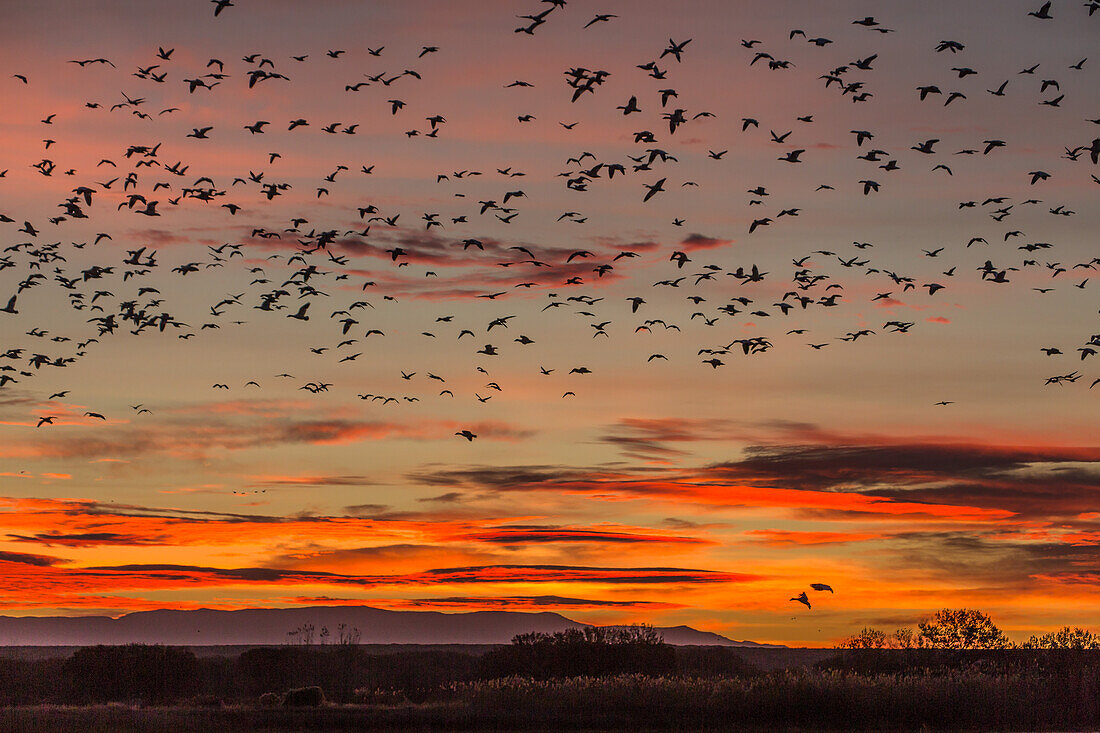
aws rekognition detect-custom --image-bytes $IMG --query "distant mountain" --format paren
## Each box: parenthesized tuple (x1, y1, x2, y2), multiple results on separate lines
(640, 625, 782, 648)
(0, 606, 782, 647)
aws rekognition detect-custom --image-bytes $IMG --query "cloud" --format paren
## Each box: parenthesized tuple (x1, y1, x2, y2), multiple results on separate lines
(0, 594, 270, 614)
(8, 531, 168, 548)
(249, 474, 374, 487)
(0, 496, 713, 581)
(704, 442, 1098, 491)
(0, 560, 759, 597)
(457, 524, 712, 546)
(408, 461, 1016, 521)
(282, 595, 684, 610)
(405, 565, 759, 585)
(864, 531, 1100, 591)
(680, 233, 734, 251)
(342, 503, 393, 516)
(0, 550, 65, 567)
(418, 492, 466, 503)
(598, 417, 745, 460)
(743, 529, 889, 546)
(1, 413, 534, 460)
(0, 495, 491, 550)
(262, 226, 652, 300)
(386, 595, 684, 610)
(409, 420, 1098, 525)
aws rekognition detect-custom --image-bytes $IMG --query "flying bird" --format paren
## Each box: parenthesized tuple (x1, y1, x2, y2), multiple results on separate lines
(790, 592, 811, 610)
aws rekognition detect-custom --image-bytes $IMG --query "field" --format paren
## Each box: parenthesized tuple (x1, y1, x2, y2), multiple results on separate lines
(2, 645, 1100, 730)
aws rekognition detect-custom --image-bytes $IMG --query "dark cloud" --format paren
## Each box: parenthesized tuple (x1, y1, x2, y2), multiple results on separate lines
(8, 531, 168, 547)
(598, 418, 744, 460)
(5, 415, 532, 460)
(268, 543, 476, 569)
(411, 564, 759, 585)
(394, 595, 682, 609)
(599, 435, 688, 461)
(342, 503, 392, 516)
(680, 233, 733, 251)
(408, 464, 594, 488)
(706, 442, 1100, 494)
(0, 550, 65, 567)
(311, 227, 645, 299)
(661, 517, 707, 529)
(865, 466, 1100, 519)
(408, 435, 1100, 523)
(462, 524, 709, 545)
(861, 530, 1100, 590)
(72, 562, 756, 588)
(252, 475, 374, 487)
(700, 443, 1099, 520)
(418, 492, 466, 503)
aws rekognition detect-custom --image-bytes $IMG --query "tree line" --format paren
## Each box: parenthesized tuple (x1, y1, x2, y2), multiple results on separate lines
(839, 608, 1100, 649)
(2, 613, 1099, 707)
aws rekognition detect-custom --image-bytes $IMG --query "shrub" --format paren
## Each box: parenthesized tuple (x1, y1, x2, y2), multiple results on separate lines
(258, 691, 281, 707)
(480, 625, 676, 678)
(839, 627, 889, 649)
(1021, 626, 1100, 649)
(355, 686, 411, 705)
(283, 685, 325, 707)
(839, 627, 918, 650)
(62, 644, 199, 703)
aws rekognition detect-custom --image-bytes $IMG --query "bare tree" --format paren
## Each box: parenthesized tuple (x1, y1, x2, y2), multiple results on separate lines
(337, 623, 362, 645)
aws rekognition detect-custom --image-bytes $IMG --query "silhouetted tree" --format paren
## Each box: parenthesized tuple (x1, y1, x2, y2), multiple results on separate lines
(838, 626, 917, 649)
(286, 623, 316, 645)
(337, 623, 361, 645)
(893, 627, 916, 649)
(917, 608, 1011, 649)
(1021, 626, 1100, 649)
(838, 627, 888, 649)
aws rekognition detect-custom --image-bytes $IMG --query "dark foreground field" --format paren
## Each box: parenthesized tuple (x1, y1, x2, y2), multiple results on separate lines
(3, 645, 1100, 731)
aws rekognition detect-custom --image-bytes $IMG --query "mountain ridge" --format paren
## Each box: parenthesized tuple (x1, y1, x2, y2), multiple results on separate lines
(0, 605, 783, 647)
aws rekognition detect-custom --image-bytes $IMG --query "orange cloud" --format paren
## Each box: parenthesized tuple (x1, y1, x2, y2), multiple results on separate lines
(0, 559, 759, 598)
(743, 529, 888, 546)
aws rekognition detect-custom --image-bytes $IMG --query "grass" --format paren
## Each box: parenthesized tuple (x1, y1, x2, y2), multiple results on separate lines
(3, 668, 1100, 731)
(447, 670, 1100, 729)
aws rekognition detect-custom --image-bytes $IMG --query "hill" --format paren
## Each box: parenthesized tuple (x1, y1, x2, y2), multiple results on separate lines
(0, 606, 782, 647)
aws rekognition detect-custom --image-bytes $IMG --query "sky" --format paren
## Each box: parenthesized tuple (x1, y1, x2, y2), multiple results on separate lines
(0, 0, 1098, 647)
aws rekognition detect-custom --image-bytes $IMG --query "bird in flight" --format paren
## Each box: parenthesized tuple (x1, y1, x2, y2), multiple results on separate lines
(584, 13, 617, 28)
(790, 592, 811, 610)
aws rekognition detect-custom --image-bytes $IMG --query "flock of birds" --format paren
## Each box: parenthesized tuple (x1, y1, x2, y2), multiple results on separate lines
(0, 7, 1095, 429)
(0, 0, 1097, 618)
